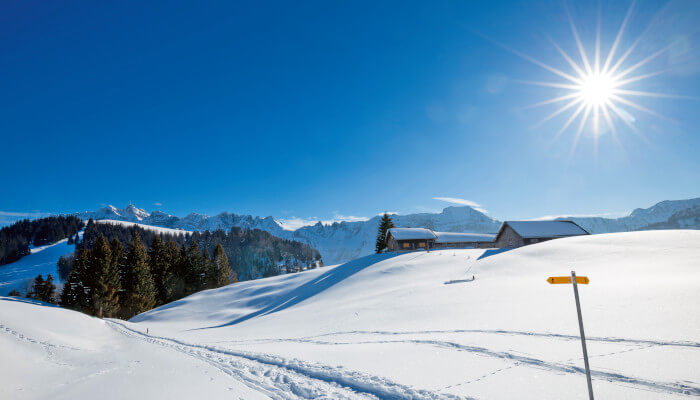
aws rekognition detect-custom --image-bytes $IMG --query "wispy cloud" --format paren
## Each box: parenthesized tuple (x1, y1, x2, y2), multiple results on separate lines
(433, 197, 480, 207)
(0, 210, 52, 226)
(432, 197, 488, 214)
(526, 212, 627, 221)
(277, 217, 319, 230)
(277, 213, 369, 231)
(153, 202, 163, 207)
(325, 214, 368, 224)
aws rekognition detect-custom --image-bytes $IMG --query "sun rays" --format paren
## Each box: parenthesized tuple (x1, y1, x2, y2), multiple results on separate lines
(519, 1, 684, 151)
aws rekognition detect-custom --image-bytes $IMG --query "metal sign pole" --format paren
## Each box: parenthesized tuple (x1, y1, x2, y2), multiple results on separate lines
(571, 270, 594, 400)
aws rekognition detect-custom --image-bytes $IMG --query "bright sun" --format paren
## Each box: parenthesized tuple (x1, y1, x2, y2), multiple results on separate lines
(578, 73, 616, 106)
(513, 1, 679, 151)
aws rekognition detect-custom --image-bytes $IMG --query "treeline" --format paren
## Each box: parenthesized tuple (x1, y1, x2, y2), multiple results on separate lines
(59, 220, 322, 319)
(79, 220, 322, 281)
(0, 216, 83, 265)
(61, 231, 232, 318)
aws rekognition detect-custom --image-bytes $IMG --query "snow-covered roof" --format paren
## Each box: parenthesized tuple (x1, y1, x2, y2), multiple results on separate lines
(387, 228, 437, 240)
(434, 232, 496, 243)
(503, 221, 588, 238)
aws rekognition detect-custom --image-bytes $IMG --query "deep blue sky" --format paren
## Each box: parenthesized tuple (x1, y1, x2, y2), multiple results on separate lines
(1, 0, 698, 227)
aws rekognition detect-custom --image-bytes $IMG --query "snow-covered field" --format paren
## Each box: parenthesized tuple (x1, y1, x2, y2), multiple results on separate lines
(1, 230, 699, 399)
(0, 237, 77, 296)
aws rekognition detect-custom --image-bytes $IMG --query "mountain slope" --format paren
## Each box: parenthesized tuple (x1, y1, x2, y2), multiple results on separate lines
(568, 198, 700, 233)
(74, 197, 700, 264)
(0, 237, 76, 296)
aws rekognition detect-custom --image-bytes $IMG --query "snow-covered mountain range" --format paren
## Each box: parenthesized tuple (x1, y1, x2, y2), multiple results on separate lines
(75, 198, 700, 264)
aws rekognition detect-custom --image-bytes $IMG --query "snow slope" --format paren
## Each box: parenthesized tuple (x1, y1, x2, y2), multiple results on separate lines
(95, 219, 192, 236)
(123, 230, 700, 399)
(0, 237, 77, 296)
(0, 297, 264, 400)
(0, 231, 700, 399)
(4, 230, 697, 399)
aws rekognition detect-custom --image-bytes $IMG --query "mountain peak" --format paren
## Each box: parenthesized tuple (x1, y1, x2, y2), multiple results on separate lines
(122, 204, 149, 220)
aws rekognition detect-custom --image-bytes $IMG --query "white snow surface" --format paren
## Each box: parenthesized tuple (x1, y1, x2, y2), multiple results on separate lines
(0, 235, 80, 296)
(2, 230, 699, 399)
(0, 297, 264, 400)
(95, 219, 192, 236)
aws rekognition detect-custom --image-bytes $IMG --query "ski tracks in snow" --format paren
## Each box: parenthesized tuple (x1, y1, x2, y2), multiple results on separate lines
(0, 322, 79, 367)
(209, 329, 700, 397)
(106, 320, 469, 400)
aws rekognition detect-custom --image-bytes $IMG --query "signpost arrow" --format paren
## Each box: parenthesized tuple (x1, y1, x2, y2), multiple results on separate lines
(547, 276, 589, 284)
(547, 271, 594, 400)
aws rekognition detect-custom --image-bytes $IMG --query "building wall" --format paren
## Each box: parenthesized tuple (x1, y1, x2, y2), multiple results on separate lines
(393, 239, 433, 251)
(495, 225, 524, 248)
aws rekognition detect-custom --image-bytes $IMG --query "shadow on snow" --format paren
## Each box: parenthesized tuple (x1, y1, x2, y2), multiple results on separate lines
(194, 252, 401, 330)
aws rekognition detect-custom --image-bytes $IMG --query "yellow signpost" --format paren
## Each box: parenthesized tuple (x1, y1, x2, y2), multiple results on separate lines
(547, 276, 589, 284)
(548, 271, 594, 400)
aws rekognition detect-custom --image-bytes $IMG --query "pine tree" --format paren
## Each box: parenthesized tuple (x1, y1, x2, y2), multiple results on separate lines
(8, 289, 20, 296)
(41, 274, 56, 303)
(122, 232, 156, 318)
(148, 235, 168, 305)
(29, 274, 45, 300)
(109, 239, 126, 289)
(375, 213, 396, 253)
(90, 234, 121, 318)
(60, 280, 75, 307)
(161, 239, 182, 303)
(61, 248, 90, 310)
(202, 247, 213, 287)
(168, 243, 189, 301)
(183, 240, 206, 295)
(206, 243, 231, 288)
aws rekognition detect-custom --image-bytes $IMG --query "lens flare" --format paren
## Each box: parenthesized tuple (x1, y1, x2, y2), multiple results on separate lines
(510, 1, 687, 152)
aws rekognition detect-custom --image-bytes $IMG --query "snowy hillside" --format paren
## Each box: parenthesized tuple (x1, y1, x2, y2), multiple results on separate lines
(0, 237, 78, 296)
(3, 230, 698, 399)
(0, 297, 263, 399)
(94, 219, 192, 236)
(568, 198, 700, 233)
(73, 198, 700, 264)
